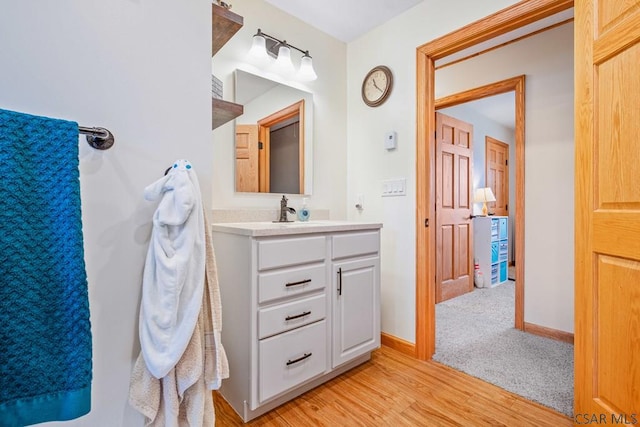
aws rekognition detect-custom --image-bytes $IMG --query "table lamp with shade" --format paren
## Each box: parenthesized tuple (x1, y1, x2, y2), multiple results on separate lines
(474, 187, 496, 216)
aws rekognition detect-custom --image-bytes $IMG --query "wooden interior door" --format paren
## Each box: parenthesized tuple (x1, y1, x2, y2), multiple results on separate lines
(435, 112, 473, 303)
(575, 0, 640, 418)
(258, 125, 270, 193)
(235, 124, 259, 192)
(485, 136, 509, 216)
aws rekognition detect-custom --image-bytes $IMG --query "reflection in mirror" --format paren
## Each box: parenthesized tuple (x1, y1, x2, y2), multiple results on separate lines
(234, 69, 313, 195)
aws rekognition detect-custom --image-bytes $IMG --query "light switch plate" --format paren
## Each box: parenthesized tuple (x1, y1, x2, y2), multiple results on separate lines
(381, 178, 406, 197)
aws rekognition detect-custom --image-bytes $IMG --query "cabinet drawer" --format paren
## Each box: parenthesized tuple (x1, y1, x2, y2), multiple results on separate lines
(332, 231, 379, 259)
(258, 236, 326, 270)
(258, 294, 326, 339)
(258, 263, 326, 304)
(259, 320, 327, 403)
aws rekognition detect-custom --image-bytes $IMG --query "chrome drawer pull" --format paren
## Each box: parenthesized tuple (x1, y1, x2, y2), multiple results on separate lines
(285, 311, 311, 321)
(285, 278, 312, 287)
(286, 352, 312, 366)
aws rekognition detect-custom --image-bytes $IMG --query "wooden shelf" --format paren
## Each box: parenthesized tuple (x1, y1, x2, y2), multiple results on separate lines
(212, 4, 244, 130)
(212, 98, 243, 130)
(212, 4, 243, 56)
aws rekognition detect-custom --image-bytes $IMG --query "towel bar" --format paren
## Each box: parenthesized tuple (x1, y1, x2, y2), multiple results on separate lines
(78, 126, 114, 150)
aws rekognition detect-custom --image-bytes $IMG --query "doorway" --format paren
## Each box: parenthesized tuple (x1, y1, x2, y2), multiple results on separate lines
(414, 0, 574, 360)
(235, 99, 306, 194)
(434, 76, 525, 329)
(485, 136, 510, 218)
(257, 99, 305, 194)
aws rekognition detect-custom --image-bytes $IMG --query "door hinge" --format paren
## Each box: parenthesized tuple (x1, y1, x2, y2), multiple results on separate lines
(425, 218, 429, 228)
(505, 159, 508, 166)
(506, 204, 508, 211)
(258, 141, 264, 149)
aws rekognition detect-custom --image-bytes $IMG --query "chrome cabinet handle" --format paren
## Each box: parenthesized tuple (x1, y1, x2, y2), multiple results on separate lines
(285, 279, 312, 287)
(286, 352, 312, 366)
(285, 311, 311, 321)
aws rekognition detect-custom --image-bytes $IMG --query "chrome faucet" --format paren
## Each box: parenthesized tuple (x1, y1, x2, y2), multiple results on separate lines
(275, 195, 296, 222)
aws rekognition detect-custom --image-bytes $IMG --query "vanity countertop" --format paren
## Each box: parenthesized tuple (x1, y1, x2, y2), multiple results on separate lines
(211, 220, 382, 237)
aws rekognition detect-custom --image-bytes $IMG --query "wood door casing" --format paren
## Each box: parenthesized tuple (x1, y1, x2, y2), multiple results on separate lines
(435, 112, 473, 303)
(485, 136, 509, 216)
(235, 124, 259, 192)
(575, 0, 640, 418)
(415, 0, 566, 361)
(257, 100, 305, 194)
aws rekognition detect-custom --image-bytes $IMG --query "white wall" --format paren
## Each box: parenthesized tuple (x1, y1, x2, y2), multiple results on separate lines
(436, 23, 575, 333)
(346, 0, 520, 343)
(0, 1, 211, 425)
(211, 0, 347, 216)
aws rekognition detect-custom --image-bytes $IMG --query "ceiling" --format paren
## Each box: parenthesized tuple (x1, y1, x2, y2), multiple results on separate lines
(261, 1, 572, 130)
(263, 0, 424, 43)
(442, 92, 516, 131)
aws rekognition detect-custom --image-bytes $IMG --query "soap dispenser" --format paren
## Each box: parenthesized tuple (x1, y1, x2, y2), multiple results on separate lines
(298, 198, 311, 222)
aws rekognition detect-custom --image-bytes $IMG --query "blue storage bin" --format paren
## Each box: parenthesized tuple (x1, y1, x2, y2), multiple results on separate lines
(499, 241, 508, 262)
(499, 218, 508, 240)
(491, 242, 499, 263)
(491, 264, 499, 284)
(499, 261, 508, 282)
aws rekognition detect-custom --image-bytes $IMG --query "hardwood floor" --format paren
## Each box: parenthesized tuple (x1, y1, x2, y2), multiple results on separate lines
(213, 345, 572, 426)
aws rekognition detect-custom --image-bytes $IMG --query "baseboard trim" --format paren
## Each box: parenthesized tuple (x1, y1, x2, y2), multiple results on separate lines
(381, 333, 416, 357)
(524, 322, 574, 344)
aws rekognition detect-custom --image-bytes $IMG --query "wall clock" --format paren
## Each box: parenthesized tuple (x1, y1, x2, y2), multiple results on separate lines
(361, 65, 393, 107)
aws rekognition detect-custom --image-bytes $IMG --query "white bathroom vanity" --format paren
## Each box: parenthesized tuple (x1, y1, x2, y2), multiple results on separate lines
(211, 220, 382, 422)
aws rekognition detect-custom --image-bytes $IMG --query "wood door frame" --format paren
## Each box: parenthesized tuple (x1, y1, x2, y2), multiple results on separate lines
(485, 136, 510, 216)
(415, 0, 574, 360)
(257, 99, 305, 194)
(435, 75, 525, 331)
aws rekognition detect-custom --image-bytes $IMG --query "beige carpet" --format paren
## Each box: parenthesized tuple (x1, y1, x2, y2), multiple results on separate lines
(433, 281, 574, 416)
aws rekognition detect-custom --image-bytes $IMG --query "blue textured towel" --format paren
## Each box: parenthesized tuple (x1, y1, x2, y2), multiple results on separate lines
(0, 109, 92, 426)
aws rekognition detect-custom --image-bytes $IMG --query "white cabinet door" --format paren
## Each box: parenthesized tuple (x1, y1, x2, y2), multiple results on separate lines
(332, 257, 380, 368)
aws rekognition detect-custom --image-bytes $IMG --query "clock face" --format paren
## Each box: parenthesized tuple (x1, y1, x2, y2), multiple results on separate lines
(362, 66, 393, 107)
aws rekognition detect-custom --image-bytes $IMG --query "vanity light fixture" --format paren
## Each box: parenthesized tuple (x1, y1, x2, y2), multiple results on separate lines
(248, 29, 318, 81)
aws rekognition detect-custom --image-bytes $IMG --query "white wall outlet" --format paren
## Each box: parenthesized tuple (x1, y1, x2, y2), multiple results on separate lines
(384, 131, 397, 150)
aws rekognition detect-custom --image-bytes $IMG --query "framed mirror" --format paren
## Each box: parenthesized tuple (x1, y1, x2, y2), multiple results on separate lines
(234, 69, 313, 195)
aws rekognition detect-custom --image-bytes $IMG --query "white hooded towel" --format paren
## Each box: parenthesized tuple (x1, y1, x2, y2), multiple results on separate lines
(139, 159, 205, 379)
